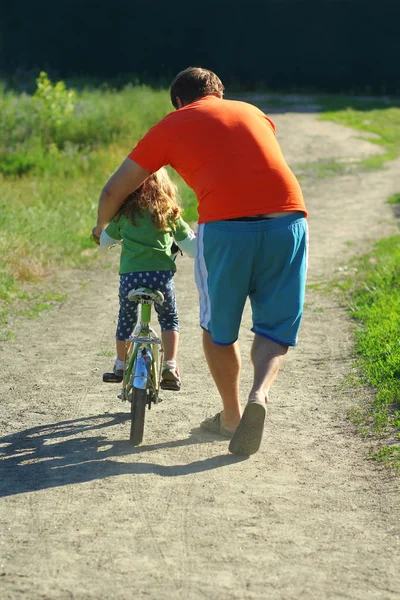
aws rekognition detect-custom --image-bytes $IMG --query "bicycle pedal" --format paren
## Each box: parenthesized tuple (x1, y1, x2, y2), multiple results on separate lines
(103, 372, 123, 383)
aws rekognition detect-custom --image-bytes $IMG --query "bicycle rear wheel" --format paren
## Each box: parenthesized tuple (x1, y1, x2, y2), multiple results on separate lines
(130, 387, 147, 446)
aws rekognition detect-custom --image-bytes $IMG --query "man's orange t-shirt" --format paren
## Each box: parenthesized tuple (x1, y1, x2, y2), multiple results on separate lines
(128, 96, 307, 223)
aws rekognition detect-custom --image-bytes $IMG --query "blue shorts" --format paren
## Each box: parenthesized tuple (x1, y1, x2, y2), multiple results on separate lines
(195, 213, 308, 346)
(117, 270, 179, 341)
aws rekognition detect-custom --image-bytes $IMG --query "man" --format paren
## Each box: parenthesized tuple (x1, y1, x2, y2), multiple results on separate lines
(92, 67, 308, 456)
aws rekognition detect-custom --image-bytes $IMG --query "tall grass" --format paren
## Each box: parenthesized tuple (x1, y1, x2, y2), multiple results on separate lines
(0, 74, 196, 340)
(0, 73, 172, 176)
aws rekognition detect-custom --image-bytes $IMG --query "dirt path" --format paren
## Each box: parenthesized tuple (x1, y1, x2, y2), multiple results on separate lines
(1, 106, 399, 600)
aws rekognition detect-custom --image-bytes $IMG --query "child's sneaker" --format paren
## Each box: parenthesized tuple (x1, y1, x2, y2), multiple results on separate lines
(160, 367, 181, 391)
(103, 358, 124, 383)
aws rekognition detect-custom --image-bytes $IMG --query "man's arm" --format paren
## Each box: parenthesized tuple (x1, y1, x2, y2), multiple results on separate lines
(93, 158, 151, 238)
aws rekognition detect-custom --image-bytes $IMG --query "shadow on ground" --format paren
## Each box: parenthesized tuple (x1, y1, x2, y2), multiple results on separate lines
(0, 414, 246, 497)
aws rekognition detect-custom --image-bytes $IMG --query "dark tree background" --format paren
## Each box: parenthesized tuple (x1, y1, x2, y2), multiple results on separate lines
(1, 0, 399, 93)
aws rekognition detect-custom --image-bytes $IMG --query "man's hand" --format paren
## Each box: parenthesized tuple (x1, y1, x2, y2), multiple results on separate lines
(96, 158, 151, 230)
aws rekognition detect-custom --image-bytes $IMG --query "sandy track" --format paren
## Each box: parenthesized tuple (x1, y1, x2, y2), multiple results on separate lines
(1, 106, 399, 599)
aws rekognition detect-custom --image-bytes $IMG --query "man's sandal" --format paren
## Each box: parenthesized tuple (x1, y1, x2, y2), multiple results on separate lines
(228, 400, 266, 456)
(200, 412, 234, 438)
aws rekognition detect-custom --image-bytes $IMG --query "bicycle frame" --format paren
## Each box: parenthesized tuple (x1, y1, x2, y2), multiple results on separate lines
(120, 298, 163, 404)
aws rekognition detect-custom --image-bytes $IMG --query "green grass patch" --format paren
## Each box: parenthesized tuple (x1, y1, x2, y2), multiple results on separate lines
(339, 235, 400, 472)
(318, 94, 400, 112)
(319, 100, 400, 170)
(369, 445, 400, 469)
(388, 193, 400, 205)
(288, 95, 400, 179)
(294, 158, 353, 180)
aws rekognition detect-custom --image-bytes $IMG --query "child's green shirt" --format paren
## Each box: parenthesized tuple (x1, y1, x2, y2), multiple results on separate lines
(104, 211, 194, 274)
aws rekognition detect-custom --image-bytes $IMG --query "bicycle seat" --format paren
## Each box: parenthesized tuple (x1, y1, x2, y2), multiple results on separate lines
(128, 287, 164, 305)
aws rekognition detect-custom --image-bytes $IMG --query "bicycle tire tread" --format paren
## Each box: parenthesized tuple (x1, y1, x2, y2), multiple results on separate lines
(130, 387, 147, 446)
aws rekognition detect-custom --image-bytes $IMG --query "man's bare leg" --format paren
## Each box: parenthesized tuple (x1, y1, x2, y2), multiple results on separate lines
(248, 334, 288, 403)
(229, 334, 288, 455)
(202, 330, 242, 432)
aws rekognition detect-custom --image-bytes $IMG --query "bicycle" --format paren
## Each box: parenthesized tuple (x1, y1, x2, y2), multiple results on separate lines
(104, 286, 166, 446)
(93, 229, 183, 446)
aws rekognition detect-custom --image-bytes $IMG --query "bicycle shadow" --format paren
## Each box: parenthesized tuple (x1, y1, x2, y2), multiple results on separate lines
(0, 413, 246, 497)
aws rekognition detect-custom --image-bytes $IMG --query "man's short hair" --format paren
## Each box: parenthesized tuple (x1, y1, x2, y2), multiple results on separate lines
(170, 67, 225, 109)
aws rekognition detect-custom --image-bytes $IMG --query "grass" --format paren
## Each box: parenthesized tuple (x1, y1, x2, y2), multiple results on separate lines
(295, 158, 352, 180)
(0, 75, 197, 340)
(388, 193, 400, 205)
(0, 75, 172, 176)
(96, 349, 114, 358)
(319, 97, 400, 171)
(318, 96, 400, 471)
(337, 235, 400, 472)
(287, 95, 400, 179)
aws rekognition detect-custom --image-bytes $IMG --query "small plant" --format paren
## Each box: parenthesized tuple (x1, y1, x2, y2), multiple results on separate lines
(33, 71, 77, 143)
(0, 72, 78, 176)
(33, 71, 76, 123)
(97, 349, 114, 358)
(387, 193, 400, 205)
(369, 445, 400, 471)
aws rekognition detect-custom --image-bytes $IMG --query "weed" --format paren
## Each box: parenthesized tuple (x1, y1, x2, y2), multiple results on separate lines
(0, 328, 16, 342)
(369, 445, 400, 472)
(97, 349, 114, 358)
(387, 193, 400, 205)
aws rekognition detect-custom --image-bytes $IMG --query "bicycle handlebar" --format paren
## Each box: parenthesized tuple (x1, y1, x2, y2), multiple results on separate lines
(91, 230, 182, 259)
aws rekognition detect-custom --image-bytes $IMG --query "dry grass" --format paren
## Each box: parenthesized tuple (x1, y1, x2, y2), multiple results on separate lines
(9, 251, 48, 282)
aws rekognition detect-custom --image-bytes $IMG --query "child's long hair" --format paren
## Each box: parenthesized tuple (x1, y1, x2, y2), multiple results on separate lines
(117, 168, 182, 231)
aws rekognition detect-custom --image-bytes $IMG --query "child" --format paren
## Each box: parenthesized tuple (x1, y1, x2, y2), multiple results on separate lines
(99, 167, 196, 390)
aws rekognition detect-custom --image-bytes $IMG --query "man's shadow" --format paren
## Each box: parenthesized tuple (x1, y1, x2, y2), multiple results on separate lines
(0, 412, 246, 497)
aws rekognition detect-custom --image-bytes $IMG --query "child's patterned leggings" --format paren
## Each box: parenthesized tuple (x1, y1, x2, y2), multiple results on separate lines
(116, 270, 179, 341)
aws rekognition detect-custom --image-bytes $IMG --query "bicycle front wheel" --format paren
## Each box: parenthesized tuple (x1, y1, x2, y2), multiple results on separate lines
(130, 387, 147, 446)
